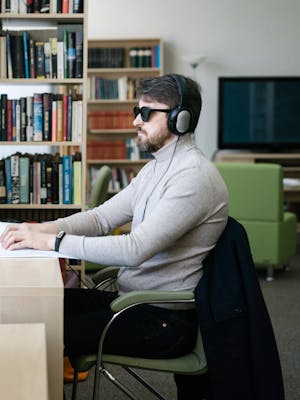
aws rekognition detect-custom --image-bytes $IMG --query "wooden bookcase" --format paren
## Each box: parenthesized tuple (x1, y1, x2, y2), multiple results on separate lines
(86, 37, 164, 198)
(0, 1, 88, 278)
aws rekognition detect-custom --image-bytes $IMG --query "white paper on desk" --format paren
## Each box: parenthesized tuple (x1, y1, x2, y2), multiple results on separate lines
(0, 221, 78, 259)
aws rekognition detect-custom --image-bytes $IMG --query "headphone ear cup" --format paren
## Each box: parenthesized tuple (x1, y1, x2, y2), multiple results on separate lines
(168, 107, 192, 135)
(176, 110, 191, 134)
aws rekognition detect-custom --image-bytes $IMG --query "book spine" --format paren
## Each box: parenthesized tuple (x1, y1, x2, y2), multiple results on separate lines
(15, 99, 21, 141)
(49, 37, 57, 78)
(6, 99, 13, 142)
(29, 39, 36, 78)
(35, 41, 45, 79)
(40, 156, 48, 204)
(66, 94, 72, 141)
(51, 156, 60, 204)
(43, 93, 52, 141)
(1, 94, 7, 141)
(33, 93, 43, 141)
(72, 156, 81, 204)
(62, 154, 72, 204)
(6, 31, 13, 79)
(19, 156, 30, 204)
(26, 96, 33, 141)
(20, 97, 27, 141)
(44, 41, 51, 78)
(0, 159, 7, 204)
(75, 29, 83, 78)
(5, 157, 12, 204)
(23, 31, 30, 79)
(10, 153, 20, 204)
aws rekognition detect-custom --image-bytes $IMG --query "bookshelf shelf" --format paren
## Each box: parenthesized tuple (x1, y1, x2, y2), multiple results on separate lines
(0, 204, 82, 209)
(86, 37, 163, 196)
(0, 13, 84, 22)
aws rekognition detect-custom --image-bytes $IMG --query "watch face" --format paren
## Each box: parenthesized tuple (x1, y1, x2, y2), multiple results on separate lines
(57, 231, 65, 239)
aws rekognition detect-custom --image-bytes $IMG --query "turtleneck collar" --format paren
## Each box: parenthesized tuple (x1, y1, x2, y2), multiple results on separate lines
(151, 133, 194, 162)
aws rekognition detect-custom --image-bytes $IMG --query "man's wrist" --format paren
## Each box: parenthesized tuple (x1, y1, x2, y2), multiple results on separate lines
(54, 231, 66, 252)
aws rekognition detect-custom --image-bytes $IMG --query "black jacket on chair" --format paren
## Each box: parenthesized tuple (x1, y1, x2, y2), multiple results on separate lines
(194, 217, 285, 400)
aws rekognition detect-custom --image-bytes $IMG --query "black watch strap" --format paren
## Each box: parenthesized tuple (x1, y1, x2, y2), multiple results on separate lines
(55, 231, 65, 252)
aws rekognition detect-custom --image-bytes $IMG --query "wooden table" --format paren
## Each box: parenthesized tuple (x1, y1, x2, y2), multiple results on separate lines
(0, 323, 49, 399)
(0, 258, 64, 400)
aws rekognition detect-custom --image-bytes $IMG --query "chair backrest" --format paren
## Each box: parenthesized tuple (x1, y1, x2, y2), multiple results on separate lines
(88, 165, 112, 209)
(214, 162, 284, 222)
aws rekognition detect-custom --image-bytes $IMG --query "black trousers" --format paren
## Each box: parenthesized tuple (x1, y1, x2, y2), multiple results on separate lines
(64, 288, 210, 399)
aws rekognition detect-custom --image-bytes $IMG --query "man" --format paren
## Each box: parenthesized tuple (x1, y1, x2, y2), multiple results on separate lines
(0, 74, 229, 398)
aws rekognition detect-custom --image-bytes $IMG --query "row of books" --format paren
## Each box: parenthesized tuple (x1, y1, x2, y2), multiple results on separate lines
(87, 139, 153, 161)
(88, 47, 125, 69)
(87, 76, 140, 101)
(0, 92, 83, 142)
(88, 110, 133, 130)
(4, 0, 83, 13)
(129, 46, 161, 68)
(0, 25, 83, 79)
(0, 152, 82, 205)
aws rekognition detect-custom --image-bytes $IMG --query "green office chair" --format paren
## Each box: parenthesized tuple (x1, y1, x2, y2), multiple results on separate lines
(69, 268, 207, 400)
(214, 162, 297, 281)
(87, 165, 112, 209)
(85, 165, 113, 275)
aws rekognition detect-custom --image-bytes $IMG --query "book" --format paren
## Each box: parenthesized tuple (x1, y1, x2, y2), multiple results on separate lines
(15, 99, 21, 141)
(19, 155, 30, 204)
(35, 41, 45, 79)
(51, 94, 57, 141)
(44, 41, 51, 78)
(33, 93, 43, 141)
(43, 92, 52, 141)
(0, 35, 7, 79)
(23, 31, 30, 79)
(6, 99, 13, 142)
(1, 94, 8, 141)
(40, 156, 47, 204)
(72, 152, 81, 204)
(26, 96, 33, 141)
(11, 33, 25, 78)
(0, 159, 6, 204)
(51, 153, 60, 204)
(6, 31, 13, 79)
(62, 154, 72, 204)
(29, 38, 36, 78)
(49, 37, 58, 78)
(20, 97, 27, 141)
(75, 29, 83, 78)
(10, 153, 20, 204)
(5, 157, 12, 204)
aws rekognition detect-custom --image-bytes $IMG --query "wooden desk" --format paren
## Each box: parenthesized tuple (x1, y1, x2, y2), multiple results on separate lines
(0, 258, 64, 400)
(0, 323, 49, 399)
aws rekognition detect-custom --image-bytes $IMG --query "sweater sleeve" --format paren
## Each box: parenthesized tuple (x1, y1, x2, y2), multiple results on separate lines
(58, 166, 228, 267)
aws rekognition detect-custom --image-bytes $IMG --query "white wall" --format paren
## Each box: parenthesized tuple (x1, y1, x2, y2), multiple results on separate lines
(88, 0, 300, 159)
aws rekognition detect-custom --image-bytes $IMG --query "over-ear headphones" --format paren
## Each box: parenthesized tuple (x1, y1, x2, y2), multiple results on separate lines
(167, 74, 195, 135)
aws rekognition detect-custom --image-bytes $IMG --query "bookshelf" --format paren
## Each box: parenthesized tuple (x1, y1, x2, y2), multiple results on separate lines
(86, 37, 163, 197)
(0, 0, 88, 282)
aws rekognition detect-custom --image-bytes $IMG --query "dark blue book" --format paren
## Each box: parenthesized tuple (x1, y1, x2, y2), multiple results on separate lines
(62, 154, 73, 204)
(23, 31, 30, 79)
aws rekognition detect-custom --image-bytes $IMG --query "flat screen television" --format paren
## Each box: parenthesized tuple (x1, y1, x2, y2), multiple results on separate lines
(218, 77, 300, 151)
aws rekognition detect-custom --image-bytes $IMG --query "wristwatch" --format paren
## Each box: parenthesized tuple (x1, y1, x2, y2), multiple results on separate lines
(55, 231, 66, 252)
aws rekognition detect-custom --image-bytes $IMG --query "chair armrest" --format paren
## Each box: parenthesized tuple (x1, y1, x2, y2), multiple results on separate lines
(110, 290, 195, 313)
(92, 266, 120, 285)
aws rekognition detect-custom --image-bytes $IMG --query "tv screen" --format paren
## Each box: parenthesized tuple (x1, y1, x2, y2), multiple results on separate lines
(218, 77, 300, 151)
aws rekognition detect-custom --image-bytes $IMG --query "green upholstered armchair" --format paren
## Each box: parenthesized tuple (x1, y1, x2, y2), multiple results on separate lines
(214, 162, 297, 281)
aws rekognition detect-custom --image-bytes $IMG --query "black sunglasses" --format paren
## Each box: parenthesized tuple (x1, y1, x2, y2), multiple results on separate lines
(133, 106, 171, 122)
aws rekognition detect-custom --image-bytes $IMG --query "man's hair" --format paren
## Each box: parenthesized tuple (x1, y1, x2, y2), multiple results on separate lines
(136, 74, 202, 131)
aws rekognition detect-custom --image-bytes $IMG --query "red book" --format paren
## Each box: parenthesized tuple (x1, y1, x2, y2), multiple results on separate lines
(6, 99, 13, 142)
(62, 0, 69, 13)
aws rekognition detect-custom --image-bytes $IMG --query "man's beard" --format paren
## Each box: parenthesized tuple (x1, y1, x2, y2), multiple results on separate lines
(136, 129, 171, 153)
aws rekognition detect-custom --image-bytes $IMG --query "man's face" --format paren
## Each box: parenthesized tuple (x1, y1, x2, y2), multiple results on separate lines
(133, 99, 176, 153)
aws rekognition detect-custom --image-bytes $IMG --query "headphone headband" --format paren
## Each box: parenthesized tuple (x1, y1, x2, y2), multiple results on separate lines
(167, 74, 195, 135)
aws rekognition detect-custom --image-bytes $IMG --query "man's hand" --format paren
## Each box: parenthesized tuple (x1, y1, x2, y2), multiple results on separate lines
(0, 222, 57, 251)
